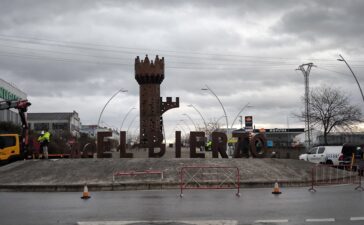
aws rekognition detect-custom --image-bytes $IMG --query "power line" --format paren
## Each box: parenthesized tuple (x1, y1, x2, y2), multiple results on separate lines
(3, 34, 364, 64)
(2, 35, 364, 72)
(0, 34, 306, 60)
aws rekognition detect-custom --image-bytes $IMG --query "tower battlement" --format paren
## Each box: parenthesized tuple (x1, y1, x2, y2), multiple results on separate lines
(135, 55, 164, 84)
(161, 97, 179, 115)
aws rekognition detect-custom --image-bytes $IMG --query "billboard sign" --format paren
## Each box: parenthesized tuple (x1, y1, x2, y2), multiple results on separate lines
(245, 116, 253, 130)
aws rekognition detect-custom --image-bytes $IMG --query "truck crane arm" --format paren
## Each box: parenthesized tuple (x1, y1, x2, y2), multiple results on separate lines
(0, 99, 31, 157)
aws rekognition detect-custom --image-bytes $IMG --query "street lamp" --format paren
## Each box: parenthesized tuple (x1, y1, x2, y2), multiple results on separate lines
(125, 115, 138, 145)
(187, 104, 208, 132)
(182, 113, 198, 131)
(337, 54, 364, 103)
(201, 85, 228, 133)
(179, 119, 192, 132)
(97, 88, 128, 130)
(176, 123, 188, 137)
(126, 114, 138, 137)
(120, 107, 136, 131)
(230, 103, 252, 129)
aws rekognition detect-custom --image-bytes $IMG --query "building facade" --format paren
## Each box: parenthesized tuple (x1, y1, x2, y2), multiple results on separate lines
(0, 79, 27, 125)
(28, 111, 81, 137)
(231, 128, 305, 148)
(317, 132, 364, 146)
(262, 128, 305, 148)
(80, 125, 98, 138)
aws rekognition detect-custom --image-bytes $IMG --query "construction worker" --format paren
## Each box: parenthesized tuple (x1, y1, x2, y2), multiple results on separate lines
(38, 130, 50, 159)
(205, 140, 212, 151)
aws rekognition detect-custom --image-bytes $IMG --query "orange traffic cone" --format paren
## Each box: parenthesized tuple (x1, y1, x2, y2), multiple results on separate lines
(81, 184, 91, 199)
(272, 181, 282, 194)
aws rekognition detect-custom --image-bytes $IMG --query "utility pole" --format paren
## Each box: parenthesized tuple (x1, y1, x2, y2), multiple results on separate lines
(296, 63, 315, 151)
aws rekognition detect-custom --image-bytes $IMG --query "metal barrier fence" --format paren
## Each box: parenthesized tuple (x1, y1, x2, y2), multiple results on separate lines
(309, 164, 364, 192)
(179, 166, 240, 197)
(112, 170, 163, 182)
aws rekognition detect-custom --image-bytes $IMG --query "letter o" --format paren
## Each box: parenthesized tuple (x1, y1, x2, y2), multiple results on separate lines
(250, 133, 267, 158)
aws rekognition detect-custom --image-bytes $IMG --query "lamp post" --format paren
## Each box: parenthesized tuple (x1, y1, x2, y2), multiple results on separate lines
(201, 85, 228, 134)
(201, 85, 231, 156)
(120, 107, 136, 131)
(338, 54, 364, 103)
(97, 88, 128, 130)
(230, 103, 252, 130)
(187, 104, 208, 132)
(126, 115, 138, 134)
(177, 123, 189, 146)
(126, 114, 138, 140)
(180, 119, 192, 132)
(182, 113, 198, 131)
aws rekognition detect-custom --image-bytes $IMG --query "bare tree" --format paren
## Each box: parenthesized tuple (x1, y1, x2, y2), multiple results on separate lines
(205, 118, 222, 136)
(300, 86, 362, 145)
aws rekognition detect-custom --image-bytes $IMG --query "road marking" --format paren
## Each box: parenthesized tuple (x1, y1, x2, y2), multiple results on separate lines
(254, 219, 289, 223)
(77, 220, 238, 225)
(350, 217, 364, 221)
(305, 218, 335, 222)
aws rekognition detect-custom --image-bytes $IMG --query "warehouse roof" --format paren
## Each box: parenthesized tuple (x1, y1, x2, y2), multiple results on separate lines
(28, 111, 78, 121)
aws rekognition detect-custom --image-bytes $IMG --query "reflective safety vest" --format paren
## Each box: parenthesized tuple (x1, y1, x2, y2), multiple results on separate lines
(38, 132, 50, 143)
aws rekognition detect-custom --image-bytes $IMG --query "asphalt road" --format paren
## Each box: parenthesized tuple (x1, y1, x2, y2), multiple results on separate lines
(0, 185, 364, 225)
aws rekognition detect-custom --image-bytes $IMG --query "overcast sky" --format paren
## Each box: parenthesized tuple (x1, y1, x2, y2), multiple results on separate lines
(1, 0, 364, 140)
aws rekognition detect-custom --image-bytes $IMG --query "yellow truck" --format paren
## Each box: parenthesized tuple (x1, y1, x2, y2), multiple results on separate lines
(0, 100, 31, 165)
(0, 134, 23, 164)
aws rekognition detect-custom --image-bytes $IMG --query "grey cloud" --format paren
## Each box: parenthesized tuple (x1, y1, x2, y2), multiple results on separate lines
(1, 0, 363, 131)
(273, 0, 364, 46)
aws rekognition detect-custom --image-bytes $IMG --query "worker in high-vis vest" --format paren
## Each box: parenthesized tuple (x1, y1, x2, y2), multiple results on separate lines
(38, 130, 50, 159)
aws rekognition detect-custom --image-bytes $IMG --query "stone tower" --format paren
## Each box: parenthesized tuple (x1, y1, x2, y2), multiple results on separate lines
(135, 55, 179, 148)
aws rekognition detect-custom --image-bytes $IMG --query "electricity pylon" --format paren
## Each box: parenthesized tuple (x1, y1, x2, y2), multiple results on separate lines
(297, 63, 315, 150)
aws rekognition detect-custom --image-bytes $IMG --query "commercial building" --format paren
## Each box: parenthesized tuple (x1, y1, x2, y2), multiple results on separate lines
(232, 128, 305, 148)
(317, 132, 364, 146)
(80, 125, 98, 138)
(0, 78, 27, 124)
(28, 111, 81, 137)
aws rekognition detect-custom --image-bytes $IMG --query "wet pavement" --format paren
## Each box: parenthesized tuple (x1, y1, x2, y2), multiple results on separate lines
(0, 185, 363, 225)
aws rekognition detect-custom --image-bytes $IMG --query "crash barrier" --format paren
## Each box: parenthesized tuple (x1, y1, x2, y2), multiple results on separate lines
(179, 165, 240, 197)
(309, 164, 364, 192)
(112, 170, 164, 182)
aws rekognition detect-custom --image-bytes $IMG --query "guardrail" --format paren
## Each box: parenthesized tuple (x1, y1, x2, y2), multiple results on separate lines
(309, 164, 364, 192)
(112, 170, 164, 182)
(179, 165, 240, 197)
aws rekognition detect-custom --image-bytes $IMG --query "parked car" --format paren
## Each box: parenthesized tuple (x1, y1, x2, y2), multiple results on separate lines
(299, 146, 343, 166)
(338, 144, 363, 165)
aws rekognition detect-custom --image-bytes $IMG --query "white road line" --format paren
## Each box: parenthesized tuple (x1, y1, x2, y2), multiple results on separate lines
(254, 219, 289, 223)
(350, 217, 364, 221)
(305, 218, 335, 222)
(77, 220, 239, 225)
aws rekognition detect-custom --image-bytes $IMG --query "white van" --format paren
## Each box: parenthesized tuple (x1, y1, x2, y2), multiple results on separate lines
(299, 146, 342, 165)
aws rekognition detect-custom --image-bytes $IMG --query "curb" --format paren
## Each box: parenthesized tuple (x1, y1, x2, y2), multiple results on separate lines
(0, 180, 312, 192)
